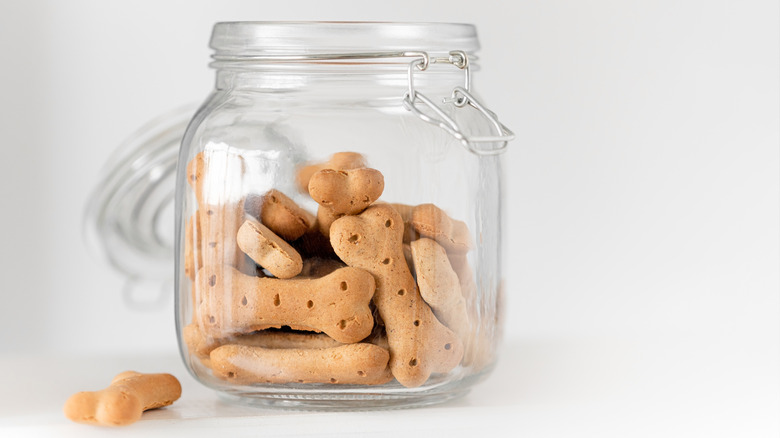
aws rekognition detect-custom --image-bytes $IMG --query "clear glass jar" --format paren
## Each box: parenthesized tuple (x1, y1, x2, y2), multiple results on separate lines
(90, 21, 513, 410)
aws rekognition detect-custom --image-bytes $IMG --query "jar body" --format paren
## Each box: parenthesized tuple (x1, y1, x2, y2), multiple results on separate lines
(175, 23, 505, 409)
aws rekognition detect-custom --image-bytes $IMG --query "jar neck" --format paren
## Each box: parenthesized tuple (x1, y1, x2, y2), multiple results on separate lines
(213, 62, 479, 102)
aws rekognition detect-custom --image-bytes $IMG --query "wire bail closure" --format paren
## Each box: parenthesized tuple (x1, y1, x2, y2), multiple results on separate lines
(211, 49, 514, 155)
(402, 50, 514, 155)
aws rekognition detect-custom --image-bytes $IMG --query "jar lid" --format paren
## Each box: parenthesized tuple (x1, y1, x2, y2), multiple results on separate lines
(209, 22, 480, 57)
(84, 104, 197, 282)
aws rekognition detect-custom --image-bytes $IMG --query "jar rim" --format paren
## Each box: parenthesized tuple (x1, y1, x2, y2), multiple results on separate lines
(210, 21, 480, 57)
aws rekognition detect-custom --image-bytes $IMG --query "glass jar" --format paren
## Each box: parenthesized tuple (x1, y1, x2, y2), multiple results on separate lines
(89, 21, 513, 410)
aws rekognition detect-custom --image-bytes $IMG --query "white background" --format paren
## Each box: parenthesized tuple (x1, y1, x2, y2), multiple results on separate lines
(0, 0, 777, 436)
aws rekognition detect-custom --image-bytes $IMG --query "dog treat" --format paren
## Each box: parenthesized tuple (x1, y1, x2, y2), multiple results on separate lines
(330, 204, 464, 388)
(410, 204, 472, 253)
(315, 205, 344, 236)
(308, 168, 384, 216)
(198, 266, 375, 344)
(244, 189, 315, 241)
(210, 343, 392, 385)
(64, 371, 181, 427)
(309, 167, 384, 238)
(187, 149, 245, 208)
(447, 252, 477, 304)
(296, 151, 367, 193)
(187, 206, 261, 325)
(183, 323, 344, 366)
(237, 218, 303, 279)
(185, 149, 261, 302)
(411, 238, 471, 340)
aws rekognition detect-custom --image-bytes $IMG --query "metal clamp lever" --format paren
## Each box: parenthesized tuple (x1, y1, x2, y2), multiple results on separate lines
(402, 51, 514, 156)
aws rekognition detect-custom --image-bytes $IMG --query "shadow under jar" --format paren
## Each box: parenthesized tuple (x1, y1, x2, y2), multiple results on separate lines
(176, 21, 512, 410)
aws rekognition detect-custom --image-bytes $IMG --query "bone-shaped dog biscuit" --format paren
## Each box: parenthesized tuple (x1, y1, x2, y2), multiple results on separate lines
(411, 238, 471, 341)
(410, 204, 472, 253)
(198, 266, 375, 344)
(244, 189, 315, 241)
(210, 343, 392, 385)
(315, 205, 344, 236)
(330, 204, 463, 388)
(183, 323, 344, 367)
(309, 168, 384, 216)
(296, 151, 367, 193)
(388, 202, 419, 243)
(64, 371, 181, 426)
(237, 218, 303, 279)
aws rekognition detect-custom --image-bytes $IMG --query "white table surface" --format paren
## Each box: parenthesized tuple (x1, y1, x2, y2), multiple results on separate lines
(2, 333, 777, 437)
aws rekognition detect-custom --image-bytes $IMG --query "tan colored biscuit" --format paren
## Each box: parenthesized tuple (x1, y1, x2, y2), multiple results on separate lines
(64, 372, 181, 427)
(210, 343, 392, 385)
(410, 204, 472, 253)
(316, 205, 344, 236)
(183, 323, 343, 366)
(308, 168, 384, 216)
(186, 149, 246, 208)
(197, 266, 375, 344)
(237, 218, 303, 279)
(330, 204, 463, 388)
(411, 238, 471, 340)
(244, 189, 315, 241)
(447, 252, 477, 304)
(185, 149, 259, 274)
(188, 205, 261, 325)
(295, 151, 367, 193)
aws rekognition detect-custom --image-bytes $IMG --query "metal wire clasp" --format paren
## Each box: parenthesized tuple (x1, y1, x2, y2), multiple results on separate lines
(402, 51, 514, 155)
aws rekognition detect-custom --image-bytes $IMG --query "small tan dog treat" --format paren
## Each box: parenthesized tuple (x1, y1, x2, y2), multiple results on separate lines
(237, 218, 303, 279)
(244, 190, 315, 241)
(186, 149, 260, 277)
(330, 204, 463, 388)
(198, 266, 375, 343)
(410, 204, 472, 253)
(308, 168, 384, 216)
(186, 206, 261, 324)
(183, 323, 343, 367)
(411, 238, 471, 340)
(210, 343, 392, 385)
(64, 371, 181, 427)
(296, 151, 367, 193)
(187, 149, 246, 208)
(315, 205, 344, 236)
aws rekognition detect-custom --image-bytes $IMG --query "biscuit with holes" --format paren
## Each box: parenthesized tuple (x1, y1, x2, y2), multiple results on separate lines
(237, 218, 303, 279)
(330, 204, 463, 388)
(197, 266, 374, 344)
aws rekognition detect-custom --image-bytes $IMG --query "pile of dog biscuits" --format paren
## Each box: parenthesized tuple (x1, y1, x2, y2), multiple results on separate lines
(183, 151, 481, 388)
